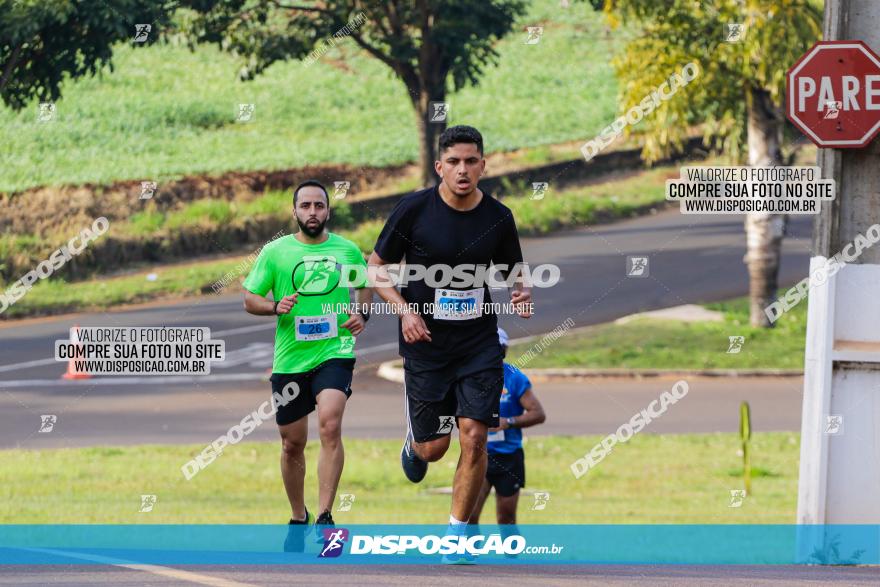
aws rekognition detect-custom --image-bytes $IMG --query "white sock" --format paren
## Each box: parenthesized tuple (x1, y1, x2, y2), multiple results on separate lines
(447, 515, 468, 535)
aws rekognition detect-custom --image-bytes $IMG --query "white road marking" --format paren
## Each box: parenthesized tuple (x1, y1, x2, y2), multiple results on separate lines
(18, 547, 259, 587)
(0, 357, 56, 373)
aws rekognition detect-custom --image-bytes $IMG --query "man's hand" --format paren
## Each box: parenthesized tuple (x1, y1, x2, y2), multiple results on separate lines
(401, 312, 432, 343)
(511, 289, 532, 319)
(488, 420, 509, 433)
(275, 294, 298, 315)
(341, 313, 367, 336)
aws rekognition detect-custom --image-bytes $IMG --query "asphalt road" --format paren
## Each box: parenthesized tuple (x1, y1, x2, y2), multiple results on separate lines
(0, 209, 813, 448)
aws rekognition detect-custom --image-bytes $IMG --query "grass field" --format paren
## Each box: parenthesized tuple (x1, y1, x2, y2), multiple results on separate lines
(0, 163, 675, 318)
(0, 1, 626, 193)
(508, 295, 807, 370)
(0, 433, 798, 524)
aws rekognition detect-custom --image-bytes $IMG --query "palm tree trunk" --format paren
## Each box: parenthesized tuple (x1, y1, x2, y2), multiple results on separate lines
(745, 86, 787, 327)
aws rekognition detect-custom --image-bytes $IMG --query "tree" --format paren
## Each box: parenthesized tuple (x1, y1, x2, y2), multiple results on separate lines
(599, 0, 822, 327)
(178, 0, 527, 187)
(0, 0, 176, 109)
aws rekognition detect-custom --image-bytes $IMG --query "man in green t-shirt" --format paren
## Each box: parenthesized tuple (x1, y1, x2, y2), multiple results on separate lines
(243, 180, 371, 550)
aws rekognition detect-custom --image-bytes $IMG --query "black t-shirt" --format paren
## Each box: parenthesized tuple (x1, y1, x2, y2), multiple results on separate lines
(373, 184, 524, 360)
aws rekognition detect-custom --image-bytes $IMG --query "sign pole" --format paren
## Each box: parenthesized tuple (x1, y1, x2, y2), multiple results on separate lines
(796, 0, 880, 534)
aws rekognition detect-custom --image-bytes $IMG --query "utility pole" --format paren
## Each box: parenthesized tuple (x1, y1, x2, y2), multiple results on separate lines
(797, 0, 880, 529)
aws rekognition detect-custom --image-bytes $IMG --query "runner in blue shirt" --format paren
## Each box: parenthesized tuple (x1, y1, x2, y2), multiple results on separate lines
(469, 328, 546, 527)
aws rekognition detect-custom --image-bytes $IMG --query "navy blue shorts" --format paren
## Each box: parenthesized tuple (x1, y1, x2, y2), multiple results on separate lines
(270, 358, 354, 426)
(486, 448, 525, 497)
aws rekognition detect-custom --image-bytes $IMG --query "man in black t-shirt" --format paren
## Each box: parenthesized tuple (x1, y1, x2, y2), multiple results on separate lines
(368, 125, 532, 543)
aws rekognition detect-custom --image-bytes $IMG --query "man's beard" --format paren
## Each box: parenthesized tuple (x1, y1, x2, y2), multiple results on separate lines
(297, 217, 326, 238)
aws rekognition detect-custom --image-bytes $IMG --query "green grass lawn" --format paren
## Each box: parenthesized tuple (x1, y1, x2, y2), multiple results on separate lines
(0, 0, 626, 193)
(0, 433, 798, 524)
(509, 296, 807, 370)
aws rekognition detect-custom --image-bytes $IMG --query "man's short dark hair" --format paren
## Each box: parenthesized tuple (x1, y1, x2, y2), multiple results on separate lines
(438, 125, 483, 157)
(292, 179, 329, 207)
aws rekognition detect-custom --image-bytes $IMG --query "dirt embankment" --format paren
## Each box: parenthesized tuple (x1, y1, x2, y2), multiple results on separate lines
(0, 162, 410, 282)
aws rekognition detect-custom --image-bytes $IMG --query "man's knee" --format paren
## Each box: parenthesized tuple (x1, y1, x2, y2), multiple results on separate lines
(319, 417, 342, 445)
(458, 424, 487, 457)
(281, 436, 306, 459)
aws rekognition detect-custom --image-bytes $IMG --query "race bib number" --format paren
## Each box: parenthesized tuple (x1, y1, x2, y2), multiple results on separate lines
(487, 429, 505, 443)
(433, 288, 484, 321)
(295, 314, 338, 341)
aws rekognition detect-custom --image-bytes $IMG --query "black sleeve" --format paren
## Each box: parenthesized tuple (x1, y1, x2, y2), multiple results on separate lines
(373, 197, 415, 263)
(493, 209, 525, 278)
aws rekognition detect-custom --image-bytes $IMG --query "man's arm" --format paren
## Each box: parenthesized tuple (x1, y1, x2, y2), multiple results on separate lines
(501, 388, 545, 429)
(367, 251, 431, 343)
(340, 286, 372, 336)
(494, 211, 532, 319)
(509, 269, 533, 319)
(244, 291, 297, 316)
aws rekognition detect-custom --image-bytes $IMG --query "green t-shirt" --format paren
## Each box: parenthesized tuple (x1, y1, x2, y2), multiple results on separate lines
(243, 233, 368, 374)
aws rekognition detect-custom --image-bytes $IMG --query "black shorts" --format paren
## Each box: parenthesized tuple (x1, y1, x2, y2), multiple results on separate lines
(270, 358, 355, 426)
(486, 448, 525, 497)
(403, 343, 504, 443)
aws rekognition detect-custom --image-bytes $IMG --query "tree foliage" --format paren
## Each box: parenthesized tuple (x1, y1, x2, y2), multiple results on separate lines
(603, 0, 822, 163)
(0, 0, 176, 109)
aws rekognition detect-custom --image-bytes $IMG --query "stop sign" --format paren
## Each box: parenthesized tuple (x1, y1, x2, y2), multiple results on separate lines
(787, 40, 880, 148)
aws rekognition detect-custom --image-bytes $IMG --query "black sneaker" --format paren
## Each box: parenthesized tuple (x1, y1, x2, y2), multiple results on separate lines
(314, 510, 335, 543)
(401, 429, 428, 483)
(283, 507, 312, 553)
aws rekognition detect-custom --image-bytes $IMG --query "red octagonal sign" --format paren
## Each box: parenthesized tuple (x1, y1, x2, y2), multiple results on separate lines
(787, 40, 880, 148)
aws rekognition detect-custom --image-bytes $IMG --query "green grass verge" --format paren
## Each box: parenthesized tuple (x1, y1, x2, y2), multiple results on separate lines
(508, 296, 807, 370)
(1, 162, 676, 318)
(0, 0, 626, 193)
(0, 433, 798, 524)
